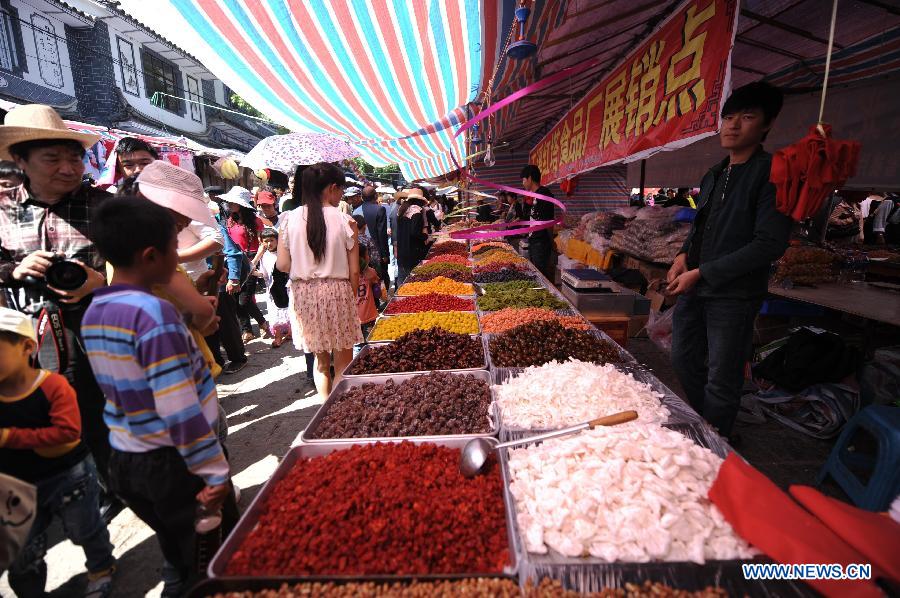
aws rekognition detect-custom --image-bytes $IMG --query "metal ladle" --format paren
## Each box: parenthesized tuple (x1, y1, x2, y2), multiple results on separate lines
(459, 410, 639, 477)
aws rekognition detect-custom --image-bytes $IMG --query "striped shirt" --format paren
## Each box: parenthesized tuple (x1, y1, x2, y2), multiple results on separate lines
(82, 284, 228, 485)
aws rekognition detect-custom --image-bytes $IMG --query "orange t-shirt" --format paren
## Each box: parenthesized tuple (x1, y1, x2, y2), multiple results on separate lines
(357, 267, 379, 324)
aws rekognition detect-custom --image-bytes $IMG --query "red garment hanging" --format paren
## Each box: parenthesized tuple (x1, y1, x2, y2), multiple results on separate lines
(770, 124, 861, 222)
(708, 454, 883, 597)
(789, 485, 900, 582)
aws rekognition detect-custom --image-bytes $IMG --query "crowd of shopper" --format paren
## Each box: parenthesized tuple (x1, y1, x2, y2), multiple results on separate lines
(0, 103, 432, 596)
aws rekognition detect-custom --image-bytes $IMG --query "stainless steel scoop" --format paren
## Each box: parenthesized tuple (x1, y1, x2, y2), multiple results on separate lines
(459, 410, 638, 477)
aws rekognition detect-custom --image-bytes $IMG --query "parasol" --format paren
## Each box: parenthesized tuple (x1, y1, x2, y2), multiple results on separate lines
(770, 0, 861, 223)
(242, 132, 360, 174)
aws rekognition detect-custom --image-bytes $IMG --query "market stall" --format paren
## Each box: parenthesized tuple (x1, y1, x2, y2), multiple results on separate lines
(187, 236, 836, 597)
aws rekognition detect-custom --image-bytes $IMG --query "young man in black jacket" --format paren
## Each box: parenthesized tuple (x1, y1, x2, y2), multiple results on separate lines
(667, 81, 792, 441)
(520, 164, 556, 280)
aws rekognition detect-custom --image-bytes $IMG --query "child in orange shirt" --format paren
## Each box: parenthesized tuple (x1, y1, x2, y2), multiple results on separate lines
(357, 244, 380, 342)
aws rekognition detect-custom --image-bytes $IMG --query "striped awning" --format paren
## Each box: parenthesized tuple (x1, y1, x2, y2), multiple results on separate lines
(119, 0, 498, 180)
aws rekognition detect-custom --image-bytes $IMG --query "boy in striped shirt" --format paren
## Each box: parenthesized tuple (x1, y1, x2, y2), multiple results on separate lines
(82, 197, 231, 596)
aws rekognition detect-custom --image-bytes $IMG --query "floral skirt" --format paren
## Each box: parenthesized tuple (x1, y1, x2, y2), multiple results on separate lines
(289, 278, 362, 353)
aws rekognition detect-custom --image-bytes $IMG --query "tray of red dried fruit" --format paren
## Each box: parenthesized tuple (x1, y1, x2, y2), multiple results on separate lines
(208, 439, 520, 580)
(301, 370, 498, 443)
(383, 294, 477, 315)
(186, 575, 520, 597)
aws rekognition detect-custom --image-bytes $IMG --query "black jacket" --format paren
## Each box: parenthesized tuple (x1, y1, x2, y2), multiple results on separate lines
(397, 210, 429, 269)
(360, 200, 389, 263)
(681, 147, 792, 299)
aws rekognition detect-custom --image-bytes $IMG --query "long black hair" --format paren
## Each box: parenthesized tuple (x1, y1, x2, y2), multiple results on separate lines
(228, 205, 261, 247)
(301, 162, 345, 262)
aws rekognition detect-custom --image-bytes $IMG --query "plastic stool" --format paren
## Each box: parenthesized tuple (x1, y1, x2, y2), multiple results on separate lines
(817, 405, 900, 511)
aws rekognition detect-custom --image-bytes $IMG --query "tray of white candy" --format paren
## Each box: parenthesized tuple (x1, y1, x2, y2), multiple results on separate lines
(499, 423, 810, 596)
(493, 359, 704, 436)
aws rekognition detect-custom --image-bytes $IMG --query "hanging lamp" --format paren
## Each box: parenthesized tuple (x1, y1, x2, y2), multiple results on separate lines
(507, 1, 537, 59)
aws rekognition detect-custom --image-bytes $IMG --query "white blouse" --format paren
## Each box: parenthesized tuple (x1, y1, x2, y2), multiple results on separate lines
(281, 205, 355, 281)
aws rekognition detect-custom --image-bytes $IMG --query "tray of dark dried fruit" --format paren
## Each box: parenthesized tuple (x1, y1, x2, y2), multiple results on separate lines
(208, 439, 519, 580)
(302, 370, 497, 442)
(344, 329, 488, 377)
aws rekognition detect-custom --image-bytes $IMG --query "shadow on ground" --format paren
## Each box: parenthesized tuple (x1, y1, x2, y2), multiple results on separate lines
(1, 334, 320, 598)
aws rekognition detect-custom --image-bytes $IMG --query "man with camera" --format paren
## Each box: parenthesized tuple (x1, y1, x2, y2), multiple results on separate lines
(0, 105, 113, 492)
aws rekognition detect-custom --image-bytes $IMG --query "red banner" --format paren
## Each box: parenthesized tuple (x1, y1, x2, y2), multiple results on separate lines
(530, 0, 739, 184)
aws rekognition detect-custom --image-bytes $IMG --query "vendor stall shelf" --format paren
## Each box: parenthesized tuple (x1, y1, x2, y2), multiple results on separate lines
(768, 282, 900, 327)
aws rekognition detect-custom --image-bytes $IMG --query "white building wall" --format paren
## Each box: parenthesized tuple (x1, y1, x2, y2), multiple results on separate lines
(8, 0, 76, 97)
(104, 19, 207, 134)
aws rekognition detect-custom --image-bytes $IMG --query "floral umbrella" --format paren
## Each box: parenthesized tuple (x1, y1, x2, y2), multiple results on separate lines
(242, 132, 360, 174)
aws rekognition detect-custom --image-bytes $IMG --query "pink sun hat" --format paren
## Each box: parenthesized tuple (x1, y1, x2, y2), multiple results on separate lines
(136, 160, 218, 228)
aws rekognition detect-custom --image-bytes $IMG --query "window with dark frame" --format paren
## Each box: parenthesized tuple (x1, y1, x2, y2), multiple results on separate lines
(0, 0, 26, 76)
(141, 48, 184, 114)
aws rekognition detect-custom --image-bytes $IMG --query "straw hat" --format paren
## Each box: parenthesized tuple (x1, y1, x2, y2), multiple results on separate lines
(0, 104, 100, 160)
(394, 189, 408, 200)
(137, 160, 218, 228)
(405, 188, 425, 200)
(219, 186, 255, 210)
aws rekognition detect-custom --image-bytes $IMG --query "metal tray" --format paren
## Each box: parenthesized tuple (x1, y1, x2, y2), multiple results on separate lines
(208, 437, 520, 579)
(396, 285, 476, 298)
(188, 574, 516, 597)
(484, 328, 633, 371)
(383, 294, 477, 315)
(343, 336, 488, 378)
(367, 311, 481, 342)
(302, 369, 497, 442)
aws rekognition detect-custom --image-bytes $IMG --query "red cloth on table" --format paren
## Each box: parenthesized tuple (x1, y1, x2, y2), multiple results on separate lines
(708, 453, 882, 597)
(790, 485, 900, 582)
(770, 124, 861, 222)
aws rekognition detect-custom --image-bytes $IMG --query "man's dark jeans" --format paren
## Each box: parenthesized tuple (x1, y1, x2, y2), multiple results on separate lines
(671, 292, 761, 437)
(108, 447, 238, 592)
(207, 291, 246, 366)
(528, 236, 553, 281)
(8, 456, 115, 597)
(61, 304, 111, 486)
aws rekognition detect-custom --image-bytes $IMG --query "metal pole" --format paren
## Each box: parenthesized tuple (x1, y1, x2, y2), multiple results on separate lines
(639, 159, 646, 199)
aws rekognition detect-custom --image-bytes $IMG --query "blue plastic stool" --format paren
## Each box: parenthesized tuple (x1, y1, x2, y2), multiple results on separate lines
(817, 405, 900, 511)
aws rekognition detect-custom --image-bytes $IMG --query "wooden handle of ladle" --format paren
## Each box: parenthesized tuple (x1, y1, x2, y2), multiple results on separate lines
(587, 410, 638, 428)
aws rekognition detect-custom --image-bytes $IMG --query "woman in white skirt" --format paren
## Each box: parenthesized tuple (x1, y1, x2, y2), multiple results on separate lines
(277, 162, 362, 399)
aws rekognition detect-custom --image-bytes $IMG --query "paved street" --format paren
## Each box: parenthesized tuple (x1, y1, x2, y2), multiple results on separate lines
(0, 318, 320, 598)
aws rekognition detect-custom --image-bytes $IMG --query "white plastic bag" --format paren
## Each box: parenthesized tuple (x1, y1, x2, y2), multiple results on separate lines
(646, 308, 674, 352)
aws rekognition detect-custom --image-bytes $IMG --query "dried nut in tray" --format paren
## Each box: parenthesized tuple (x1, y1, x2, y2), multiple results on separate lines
(489, 320, 621, 367)
(308, 371, 492, 438)
(224, 442, 509, 576)
(348, 329, 483, 374)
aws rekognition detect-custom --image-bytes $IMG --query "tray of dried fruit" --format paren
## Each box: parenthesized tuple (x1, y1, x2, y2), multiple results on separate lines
(343, 333, 488, 378)
(301, 369, 498, 443)
(382, 294, 477, 315)
(208, 438, 520, 580)
(187, 576, 529, 597)
(366, 311, 481, 342)
(498, 428, 811, 597)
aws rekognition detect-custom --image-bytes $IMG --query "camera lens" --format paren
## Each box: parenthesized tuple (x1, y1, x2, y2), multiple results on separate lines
(45, 260, 88, 291)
